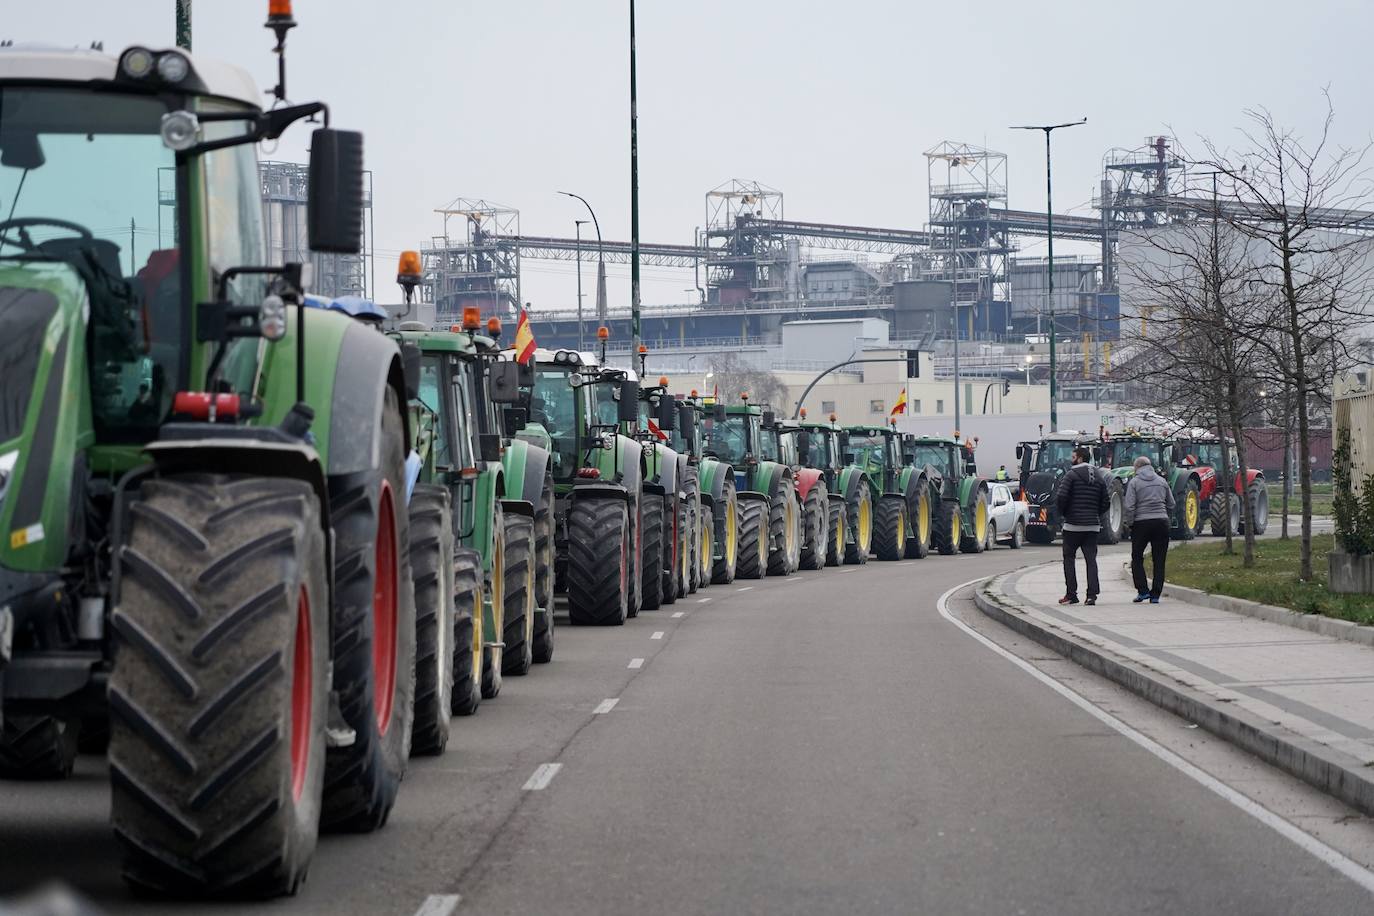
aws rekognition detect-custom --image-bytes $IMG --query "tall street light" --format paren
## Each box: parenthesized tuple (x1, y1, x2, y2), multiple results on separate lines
(1012, 117, 1086, 433)
(574, 219, 588, 352)
(558, 191, 606, 331)
(629, 0, 642, 360)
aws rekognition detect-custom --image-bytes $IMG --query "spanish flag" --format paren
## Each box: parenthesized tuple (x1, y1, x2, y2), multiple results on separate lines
(890, 386, 908, 417)
(514, 308, 536, 365)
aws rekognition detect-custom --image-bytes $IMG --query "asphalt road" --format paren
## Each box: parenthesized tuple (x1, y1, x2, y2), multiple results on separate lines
(1, 538, 1371, 915)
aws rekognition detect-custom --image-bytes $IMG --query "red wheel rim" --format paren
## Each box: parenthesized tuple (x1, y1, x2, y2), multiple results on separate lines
(290, 586, 312, 802)
(372, 482, 398, 735)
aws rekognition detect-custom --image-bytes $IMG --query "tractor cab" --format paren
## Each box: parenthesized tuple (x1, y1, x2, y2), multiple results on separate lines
(844, 425, 904, 492)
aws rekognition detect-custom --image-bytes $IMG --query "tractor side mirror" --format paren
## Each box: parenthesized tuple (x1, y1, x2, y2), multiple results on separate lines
(656, 395, 677, 432)
(478, 433, 502, 462)
(488, 361, 521, 403)
(1020, 447, 1033, 478)
(502, 407, 527, 436)
(517, 361, 535, 387)
(712, 403, 727, 421)
(678, 403, 696, 443)
(761, 410, 776, 428)
(307, 128, 365, 254)
(399, 342, 421, 401)
(617, 380, 640, 423)
(1170, 443, 1185, 466)
(844, 452, 856, 465)
(1015, 444, 1024, 460)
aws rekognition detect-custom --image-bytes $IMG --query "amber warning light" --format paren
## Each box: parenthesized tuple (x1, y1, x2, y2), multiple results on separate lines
(462, 307, 481, 331)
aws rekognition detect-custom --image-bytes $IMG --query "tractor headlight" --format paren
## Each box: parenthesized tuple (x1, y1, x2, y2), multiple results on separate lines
(0, 450, 17, 506)
(119, 47, 155, 79)
(155, 51, 191, 83)
(259, 294, 288, 341)
(160, 110, 201, 152)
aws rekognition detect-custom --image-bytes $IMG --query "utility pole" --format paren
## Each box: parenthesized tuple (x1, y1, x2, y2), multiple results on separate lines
(175, 0, 191, 50)
(574, 219, 587, 352)
(1012, 117, 1086, 433)
(948, 158, 961, 436)
(558, 191, 605, 329)
(629, 0, 642, 360)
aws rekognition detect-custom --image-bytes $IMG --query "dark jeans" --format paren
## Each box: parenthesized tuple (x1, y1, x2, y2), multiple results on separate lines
(1131, 518, 1170, 599)
(1062, 529, 1099, 600)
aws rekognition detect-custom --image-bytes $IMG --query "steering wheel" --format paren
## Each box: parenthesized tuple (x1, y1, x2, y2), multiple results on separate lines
(0, 217, 95, 251)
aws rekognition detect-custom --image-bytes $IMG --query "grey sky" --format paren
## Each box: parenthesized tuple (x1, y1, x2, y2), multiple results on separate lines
(11, 1, 1374, 311)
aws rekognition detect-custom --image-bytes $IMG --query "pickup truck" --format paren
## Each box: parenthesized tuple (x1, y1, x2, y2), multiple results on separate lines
(987, 482, 1028, 549)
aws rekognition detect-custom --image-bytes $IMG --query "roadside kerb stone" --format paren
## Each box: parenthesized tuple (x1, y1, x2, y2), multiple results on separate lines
(976, 566, 1374, 818)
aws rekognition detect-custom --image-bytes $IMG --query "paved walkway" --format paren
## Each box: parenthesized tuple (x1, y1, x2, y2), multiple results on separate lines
(994, 560, 1374, 770)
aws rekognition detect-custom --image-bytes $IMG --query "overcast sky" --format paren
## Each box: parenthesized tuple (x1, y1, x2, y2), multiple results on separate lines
(12, 0, 1374, 310)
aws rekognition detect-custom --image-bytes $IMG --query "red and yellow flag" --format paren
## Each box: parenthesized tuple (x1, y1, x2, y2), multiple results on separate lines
(514, 308, 536, 365)
(890, 387, 908, 417)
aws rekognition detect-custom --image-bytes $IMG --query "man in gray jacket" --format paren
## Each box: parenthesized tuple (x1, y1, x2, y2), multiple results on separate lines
(1123, 456, 1175, 603)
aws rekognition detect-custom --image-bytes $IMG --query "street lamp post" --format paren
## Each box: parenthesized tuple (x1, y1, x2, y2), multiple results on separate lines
(574, 219, 588, 352)
(558, 191, 606, 331)
(629, 0, 642, 360)
(1012, 117, 1086, 433)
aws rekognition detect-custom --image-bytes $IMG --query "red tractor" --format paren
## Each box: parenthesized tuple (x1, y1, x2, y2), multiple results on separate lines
(1177, 436, 1269, 536)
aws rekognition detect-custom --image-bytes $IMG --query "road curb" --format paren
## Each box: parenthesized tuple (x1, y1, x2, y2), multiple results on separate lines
(974, 572, 1374, 818)
(1113, 560, 1374, 648)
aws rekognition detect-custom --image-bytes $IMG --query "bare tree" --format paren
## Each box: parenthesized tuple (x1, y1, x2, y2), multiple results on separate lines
(707, 352, 788, 412)
(1194, 95, 1374, 579)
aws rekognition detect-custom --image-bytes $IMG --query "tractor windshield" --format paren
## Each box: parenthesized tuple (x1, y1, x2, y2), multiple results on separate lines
(533, 365, 584, 480)
(1108, 440, 1166, 470)
(1035, 440, 1078, 472)
(0, 86, 180, 441)
(801, 429, 833, 469)
(849, 434, 888, 478)
(1189, 442, 1236, 470)
(910, 443, 957, 478)
(707, 413, 753, 467)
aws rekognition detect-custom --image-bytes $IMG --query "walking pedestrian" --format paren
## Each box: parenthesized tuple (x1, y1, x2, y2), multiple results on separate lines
(1055, 446, 1109, 605)
(1123, 456, 1175, 604)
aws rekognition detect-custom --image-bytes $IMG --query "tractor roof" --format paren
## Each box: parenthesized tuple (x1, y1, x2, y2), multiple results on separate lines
(0, 44, 262, 108)
(394, 323, 479, 355)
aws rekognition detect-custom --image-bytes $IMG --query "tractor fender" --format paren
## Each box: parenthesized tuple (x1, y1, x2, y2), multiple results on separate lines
(467, 464, 505, 580)
(794, 466, 825, 502)
(737, 490, 770, 507)
(697, 458, 733, 508)
(1237, 469, 1264, 493)
(498, 497, 535, 519)
(654, 444, 680, 497)
(326, 318, 412, 477)
(836, 466, 866, 503)
(568, 480, 632, 503)
(502, 437, 553, 514)
(642, 481, 667, 498)
(751, 461, 793, 501)
(1194, 466, 1218, 502)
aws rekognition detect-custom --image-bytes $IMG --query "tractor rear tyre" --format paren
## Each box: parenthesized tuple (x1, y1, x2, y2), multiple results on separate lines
(825, 498, 847, 567)
(904, 485, 932, 559)
(640, 494, 665, 610)
(766, 478, 800, 577)
(960, 489, 990, 554)
(1209, 492, 1241, 537)
(409, 485, 455, 757)
(109, 475, 329, 896)
(799, 481, 828, 571)
(710, 477, 739, 584)
(566, 498, 631, 626)
(1175, 480, 1201, 541)
(873, 496, 908, 561)
(933, 498, 961, 556)
(323, 389, 417, 834)
(480, 503, 506, 700)
(1098, 480, 1124, 545)
(0, 716, 80, 780)
(450, 549, 483, 716)
(1244, 480, 1269, 535)
(534, 474, 555, 612)
(736, 499, 768, 580)
(501, 512, 536, 676)
(678, 495, 694, 597)
(698, 503, 714, 589)
(662, 495, 681, 606)
(844, 484, 873, 565)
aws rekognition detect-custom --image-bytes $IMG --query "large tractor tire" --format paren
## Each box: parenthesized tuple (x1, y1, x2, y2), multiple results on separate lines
(736, 498, 769, 580)
(1243, 479, 1269, 535)
(767, 478, 801, 577)
(933, 497, 961, 556)
(825, 498, 847, 567)
(1209, 492, 1241, 537)
(640, 494, 665, 610)
(710, 477, 739, 584)
(662, 495, 682, 606)
(697, 502, 714, 590)
(904, 484, 933, 560)
(566, 497, 631, 626)
(480, 503, 506, 700)
(409, 485, 455, 757)
(873, 496, 908, 561)
(0, 716, 80, 780)
(960, 489, 990, 554)
(1175, 480, 1201, 541)
(1098, 480, 1125, 545)
(109, 475, 329, 896)
(678, 495, 695, 597)
(799, 481, 828, 571)
(450, 548, 483, 716)
(501, 512, 537, 676)
(534, 474, 555, 612)
(627, 498, 644, 619)
(844, 484, 873, 565)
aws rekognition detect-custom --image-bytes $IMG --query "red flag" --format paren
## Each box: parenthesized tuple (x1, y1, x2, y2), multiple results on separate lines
(515, 308, 536, 365)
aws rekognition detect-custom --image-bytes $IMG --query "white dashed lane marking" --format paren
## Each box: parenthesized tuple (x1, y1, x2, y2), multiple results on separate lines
(697, 597, 712, 603)
(593, 698, 620, 714)
(671, 611, 684, 618)
(651, 631, 665, 640)
(413, 894, 461, 916)
(628, 658, 644, 669)
(737, 586, 754, 592)
(522, 763, 562, 791)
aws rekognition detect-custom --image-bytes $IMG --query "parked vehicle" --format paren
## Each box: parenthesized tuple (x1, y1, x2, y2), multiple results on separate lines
(986, 482, 1028, 549)
(709, 399, 800, 578)
(761, 414, 832, 570)
(796, 412, 870, 566)
(1015, 431, 1120, 545)
(675, 395, 740, 585)
(1176, 436, 1269, 536)
(1100, 432, 1205, 541)
(844, 425, 945, 560)
(903, 434, 991, 554)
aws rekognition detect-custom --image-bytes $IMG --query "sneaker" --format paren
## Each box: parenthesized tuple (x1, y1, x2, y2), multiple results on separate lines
(1133, 593, 1149, 603)
(1058, 596, 1079, 605)
(1085, 597, 1097, 606)
(1149, 596, 1160, 604)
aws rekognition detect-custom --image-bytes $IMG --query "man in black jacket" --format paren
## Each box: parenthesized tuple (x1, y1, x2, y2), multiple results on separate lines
(1055, 446, 1110, 605)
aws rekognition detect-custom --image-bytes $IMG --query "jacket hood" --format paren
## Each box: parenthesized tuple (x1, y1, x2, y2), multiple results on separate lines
(1135, 465, 1161, 482)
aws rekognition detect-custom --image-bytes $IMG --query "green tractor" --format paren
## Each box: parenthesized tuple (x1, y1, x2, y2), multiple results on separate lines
(903, 434, 992, 555)
(1014, 431, 1119, 545)
(794, 412, 868, 567)
(520, 348, 648, 625)
(634, 370, 689, 609)
(0, 17, 420, 895)
(843, 425, 947, 559)
(760, 413, 833, 570)
(1099, 431, 1204, 541)
(705, 398, 801, 578)
(675, 396, 740, 586)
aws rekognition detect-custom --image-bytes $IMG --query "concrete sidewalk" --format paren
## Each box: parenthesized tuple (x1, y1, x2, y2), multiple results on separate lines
(977, 559, 1374, 816)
